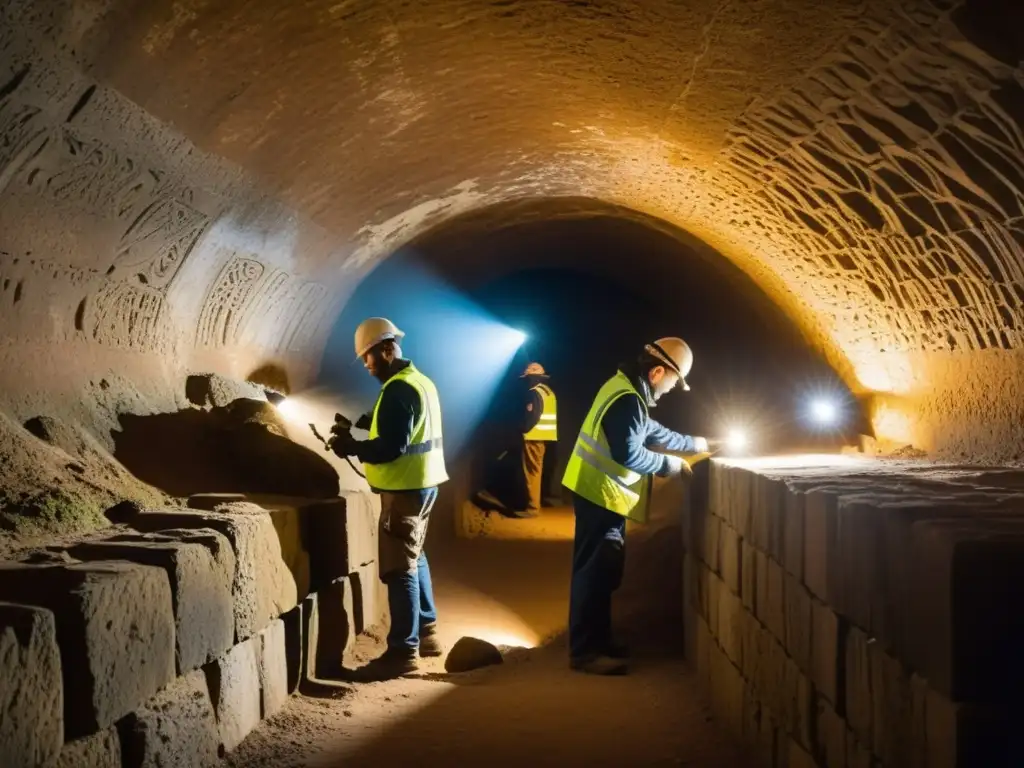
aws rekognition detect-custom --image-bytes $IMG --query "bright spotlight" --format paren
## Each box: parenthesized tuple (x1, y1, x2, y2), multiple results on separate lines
(272, 397, 302, 421)
(809, 397, 839, 426)
(511, 328, 528, 346)
(726, 428, 749, 452)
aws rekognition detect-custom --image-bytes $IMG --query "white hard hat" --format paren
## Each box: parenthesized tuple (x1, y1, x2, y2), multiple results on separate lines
(646, 337, 693, 391)
(521, 362, 547, 377)
(354, 317, 405, 358)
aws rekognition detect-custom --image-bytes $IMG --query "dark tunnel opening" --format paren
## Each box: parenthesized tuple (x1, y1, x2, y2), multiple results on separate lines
(318, 199, 862, 515)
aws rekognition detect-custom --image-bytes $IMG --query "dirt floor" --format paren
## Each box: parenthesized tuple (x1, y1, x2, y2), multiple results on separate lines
(228, 506, 752, 768)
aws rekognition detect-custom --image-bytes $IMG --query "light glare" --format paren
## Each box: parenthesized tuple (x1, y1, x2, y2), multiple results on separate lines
(726, 428, 749, 452)
(809, 397, 839, 426)
(272, 397, 302, 421)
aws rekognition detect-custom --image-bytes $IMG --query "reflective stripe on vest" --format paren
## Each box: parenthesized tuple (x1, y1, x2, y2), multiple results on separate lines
(364, 364, 449, 491)
(524, 383, 558, 441)
(561, 371, 652, 522)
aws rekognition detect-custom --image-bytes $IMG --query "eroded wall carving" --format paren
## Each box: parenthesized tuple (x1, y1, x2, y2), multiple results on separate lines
(716, 2, 1024, 390)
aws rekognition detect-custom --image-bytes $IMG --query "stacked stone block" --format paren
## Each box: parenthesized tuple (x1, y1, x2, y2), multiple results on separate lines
(0, 490, 384, 766)
(684, 459, 1024, 768)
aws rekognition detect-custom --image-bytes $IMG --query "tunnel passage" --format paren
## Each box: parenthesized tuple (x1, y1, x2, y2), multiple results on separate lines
(319, 199, 863, 511)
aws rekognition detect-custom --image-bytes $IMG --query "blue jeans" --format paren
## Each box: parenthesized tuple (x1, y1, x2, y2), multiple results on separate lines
(386, 551, 438, 650)
(379, 488, 439, 651)
(568, 494, 626, 660)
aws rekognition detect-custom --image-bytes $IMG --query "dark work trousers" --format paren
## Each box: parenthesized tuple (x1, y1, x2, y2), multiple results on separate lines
(568, 493, 627, 660)
(378, 487, 439, 650)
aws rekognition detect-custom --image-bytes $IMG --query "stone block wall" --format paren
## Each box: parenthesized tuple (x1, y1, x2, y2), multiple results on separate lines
(0, 491, 382, 767)
(684, 457, 1024, 768)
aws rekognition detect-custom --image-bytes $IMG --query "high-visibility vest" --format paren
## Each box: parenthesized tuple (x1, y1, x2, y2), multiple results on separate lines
(561, 371, 652, 523)
(364, 364, 448, 491)
(524, 383, 557, 441)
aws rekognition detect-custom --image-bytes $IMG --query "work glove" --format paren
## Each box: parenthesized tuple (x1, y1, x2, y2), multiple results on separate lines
(693, 436, 709, 453)
(662, 455, 691, 477)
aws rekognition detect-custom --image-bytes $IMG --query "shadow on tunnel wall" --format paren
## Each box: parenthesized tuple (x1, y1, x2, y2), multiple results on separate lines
(113, 401, 339, 499)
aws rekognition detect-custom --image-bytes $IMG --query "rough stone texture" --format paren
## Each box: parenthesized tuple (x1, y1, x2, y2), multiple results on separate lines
(66, 537, 234, 673)
(132, 508, 298, 641)
(908, 517, 1024, 703)
(56, 727, 121, 768)
(119, 669, 221, 768)
(185, 374, 266, 409)
(258, 619, 289, 719)
(0, 602, 62, 768)
(206, 637, 261, 753)
(445, 636, 503, 673)
(351, 561, 388, 634)
(0, 561, 175, 739)
(310, 577, 355, 679)
(302, 493, 378, 592)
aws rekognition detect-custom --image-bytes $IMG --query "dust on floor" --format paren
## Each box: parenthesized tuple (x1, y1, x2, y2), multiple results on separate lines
(227, 506, 751, 768)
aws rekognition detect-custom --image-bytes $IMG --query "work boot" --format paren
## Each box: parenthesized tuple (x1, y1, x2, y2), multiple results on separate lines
(352, 647, 418, 681)
(419, 624, 444, 658)
(570, 655, 628, 676)
(605, 641, 630, 660)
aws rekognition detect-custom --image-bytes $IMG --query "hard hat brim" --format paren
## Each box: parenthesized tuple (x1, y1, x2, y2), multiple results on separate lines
(355, 329, 405, 359)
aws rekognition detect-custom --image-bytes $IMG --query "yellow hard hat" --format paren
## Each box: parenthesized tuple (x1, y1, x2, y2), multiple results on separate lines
(521, 362, 547, 377)
(354, 317, 405, 358)
(646, 337, 693, 391)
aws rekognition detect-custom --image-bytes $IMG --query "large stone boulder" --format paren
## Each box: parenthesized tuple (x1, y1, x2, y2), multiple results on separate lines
(444, 636, 504, 673)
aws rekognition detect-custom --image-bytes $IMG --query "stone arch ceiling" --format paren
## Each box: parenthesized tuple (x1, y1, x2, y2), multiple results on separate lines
(3, 0, 1024, 458)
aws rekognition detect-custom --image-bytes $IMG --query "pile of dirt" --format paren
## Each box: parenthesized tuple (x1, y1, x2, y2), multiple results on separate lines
(0, 410, 167, 554)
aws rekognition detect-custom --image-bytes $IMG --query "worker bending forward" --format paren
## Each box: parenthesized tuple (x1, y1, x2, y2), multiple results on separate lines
(562, 338, 707, 675)
(331, 317, 448, 680)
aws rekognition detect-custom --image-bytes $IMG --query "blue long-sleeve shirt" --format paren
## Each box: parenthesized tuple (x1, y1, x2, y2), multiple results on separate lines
(353, 361, 422, 466)
(602, 370, 697, 477)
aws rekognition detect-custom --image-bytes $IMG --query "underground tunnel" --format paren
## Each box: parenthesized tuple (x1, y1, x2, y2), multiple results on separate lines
(3, 0, 1024, 766)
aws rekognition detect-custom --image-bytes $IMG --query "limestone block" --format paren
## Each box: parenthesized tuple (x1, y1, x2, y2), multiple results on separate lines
(803, 489, 843, 603)
(783, 489, 806, 580)
(756, 474, 788, 560)
(281, 603, 303, 694)
(351, 561, 388, 633)
(881, 500, 1013, 658)
(869, 641, 912, 767)
(909, 674, 929, 768)
(0, 562, 175, 739)
(741, 540, 758, 612)
(756, 553, 786, 643)
(719, 521, 742, 595)
(119, 669, 221, 768)
(268, 506, 310, 600)
(312, 577, 355, 679)
(694, 615, 713, 693)
(0, 602, 62, 768)
(717, 583, 744, 668)
(302, 492, 378, 590)
(784, 661, 816, 751)
(815, 698, 847, 768)
(788, 737, 818, 768)
(845, 626, 873, 745)
(688, 556, 709, 624)
(66, 538, 233, 673)
(707, 572, 723, 639)
(812, 599, 843, 709)
(759, 635, 789, 718)
(445, 636, 503, 672)
(750, 474, 772, 552)
(708, 460, 727, 520)
(133, 509, 298, 641)
(908, 518, 1024, 702)
(741, 611, 767, 691)
(206, 637, 261, 753)
(259, 619, 288, 719)
(709, 641, 744, 736)
(784, 574, 813, 676)
(703, 513, 721, 574)
(728, 467, 754, 539)
(56, 727, 121, 768)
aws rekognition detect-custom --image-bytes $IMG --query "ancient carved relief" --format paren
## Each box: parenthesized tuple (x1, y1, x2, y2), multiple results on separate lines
(196, 257, 267, 348)
(0, 75, 210, 353)
(720, 4, 1024, 356)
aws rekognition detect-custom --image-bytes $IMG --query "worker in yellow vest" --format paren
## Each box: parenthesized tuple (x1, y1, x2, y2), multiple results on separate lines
(330, 317, 448, 680)
(562, 337, 708, 675)
(521, 362, 557, 516)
